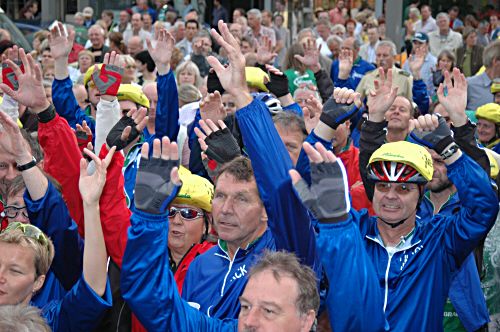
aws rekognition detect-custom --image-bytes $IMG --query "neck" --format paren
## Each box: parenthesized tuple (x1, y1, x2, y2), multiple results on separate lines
(429, 185, 456, 213)
(226, 223, 267, 260)
(146, 118, 155, 134)
(485, 67, 495, 80)
(169, 246, 186, 266)
(386, 129, 408, 143)
(439, 28, 449, 36)
(377, 216, 415, 247)
(252, 24, 260, 33)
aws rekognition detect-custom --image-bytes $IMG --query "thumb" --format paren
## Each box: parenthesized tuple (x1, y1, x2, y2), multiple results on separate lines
(289, 169, 302, 185)
(294, 54, 305, 63)
(79, 158, 88, 177)
(0, 83, 16, 100)
(171, 167, 181, 186)
(207, 56, 224, 76)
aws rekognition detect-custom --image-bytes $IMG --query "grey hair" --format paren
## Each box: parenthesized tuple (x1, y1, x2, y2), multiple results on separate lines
(178, 83, 202, 104)
(249, 250, 320, 316)
(436, 12, 450, 21)
(273, 111, 308, 139)
(327, 35, 343, 47)
(483, 40, 500, 68)
(247, 9, 262, 20)
(74, 12, 84, 19)
(88, 24, 105, 35)
(0, 305, 51, 332)
(331, 24, 346, 35)
(409, 7, 420, 17)
(377, 40, 397, 56)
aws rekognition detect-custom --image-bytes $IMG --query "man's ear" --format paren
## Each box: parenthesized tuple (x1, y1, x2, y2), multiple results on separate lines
(33, 274, 46, 293)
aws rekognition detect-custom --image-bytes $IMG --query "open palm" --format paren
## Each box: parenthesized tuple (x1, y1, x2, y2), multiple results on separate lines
(366, 68, 398, 120)
(437, 68, 467, 126)
(48, 22, 74, 60)
(79, 147, 115, 205)
(147, 29, 174, 71)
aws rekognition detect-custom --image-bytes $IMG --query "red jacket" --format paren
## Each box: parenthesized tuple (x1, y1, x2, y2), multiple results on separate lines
(337, 143, 375, 216)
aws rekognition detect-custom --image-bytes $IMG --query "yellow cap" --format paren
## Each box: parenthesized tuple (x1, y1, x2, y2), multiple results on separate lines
(173, 166, 214, 212)
(245, 67, 269, 92)
(368, 141, 433, 182)
(476, 103, 500, 124)
(491, 80, 500, 94)
(116, 84, 150, 108)
(83, 64, 103, 87)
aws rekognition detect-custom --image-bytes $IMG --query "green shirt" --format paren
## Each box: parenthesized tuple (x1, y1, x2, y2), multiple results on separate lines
(284, 69, 317, 96)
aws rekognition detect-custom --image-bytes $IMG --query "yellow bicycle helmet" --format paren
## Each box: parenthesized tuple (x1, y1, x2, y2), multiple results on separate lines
(476, 103, 500, 124)
(173, 166, 214, 212)
(83, 64, 103, 87)
(245, 67, 269, 92)
(116, 84, 150, 109)
(368, 141, 433, 184)
(484, 148, 500, 180)
(491, 79, 500, 94)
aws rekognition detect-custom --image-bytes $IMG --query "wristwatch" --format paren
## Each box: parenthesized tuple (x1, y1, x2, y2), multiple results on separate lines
(16, 157, 37, 171)
(440, 143, 460, 160)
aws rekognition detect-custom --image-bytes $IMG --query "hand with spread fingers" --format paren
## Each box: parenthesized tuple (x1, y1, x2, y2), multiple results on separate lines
(79, 147, 116, 205)
(366, 68, 398, 122)
(134, 137, 181, 214)
(338, 49, 354, 80)
(91, 51, 123, 99)
(48, 22, 75, 61)
(256, 35, 278, 65)
(194, 119, 241, 164)
(289, 142, 350, 221)
(436, 68, 468, 127)
(146, 28, 175, 75)
(0, 111, 33, 166)
(408, 46, 425, 80)
(208, 20, 252, 109)
(200, 91, 227, 123)
(303, 102, 322, 134)
(0, 48, 50, 113)
(1, 45, 23, 91)
(106, 107, 148, 151)
(294, 38, 321, 73)
(319, 87, 361, 130)
(76, 120, 94, 152)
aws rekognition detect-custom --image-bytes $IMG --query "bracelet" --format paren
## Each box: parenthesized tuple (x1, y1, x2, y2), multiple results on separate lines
(16, 157, 37, 171)
(37, 104, 56, 123)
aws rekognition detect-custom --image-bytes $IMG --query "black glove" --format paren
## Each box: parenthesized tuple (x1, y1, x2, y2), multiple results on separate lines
(204, 127, 241, 163)
(106, 117, 141, 151)
(264, 70, 289, 98)
(207, 69, 225, 94)
(319, 97, 359, 130)
(134, 156, 180, 214)
(293, 159, 350, 221)
(409, 116, 455, 156)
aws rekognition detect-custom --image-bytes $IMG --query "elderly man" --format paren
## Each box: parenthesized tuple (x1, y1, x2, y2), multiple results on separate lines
(359, 26, 380, 64)
(123, 13, 152, 47)
(85, 25, 109, 63)
(415, 5, 438, 34)
(246, 9, 276, 48)
(428, 13, 462, 57)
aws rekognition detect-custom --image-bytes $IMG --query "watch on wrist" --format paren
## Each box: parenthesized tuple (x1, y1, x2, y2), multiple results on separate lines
(440, 143, 459, 160)
(17, 157, 37, 171)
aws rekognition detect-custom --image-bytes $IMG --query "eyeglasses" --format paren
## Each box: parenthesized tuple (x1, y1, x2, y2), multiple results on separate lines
(168, 206, 204, 221)
(3, 222, 48, 248)
(3, 205, 29, 219)
(223, 102, 235, 108)
(375, 182, 418, 195)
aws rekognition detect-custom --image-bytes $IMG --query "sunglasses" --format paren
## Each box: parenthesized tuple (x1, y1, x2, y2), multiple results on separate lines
(168, 206, 204, 221)
(375, 182, 417, 195)
(3, 205, 29, 219)
(3, 222, 49, 248)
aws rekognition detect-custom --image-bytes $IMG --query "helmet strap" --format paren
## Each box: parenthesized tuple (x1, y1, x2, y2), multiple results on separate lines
(377, 185, 423, 229)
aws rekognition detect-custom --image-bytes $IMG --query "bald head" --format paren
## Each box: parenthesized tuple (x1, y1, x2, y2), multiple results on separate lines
(127, 36, 144, 55)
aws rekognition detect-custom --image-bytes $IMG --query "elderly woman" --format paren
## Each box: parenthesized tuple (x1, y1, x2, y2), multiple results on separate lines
(175, 60, 203, 88)
(456, 27, 484, 77)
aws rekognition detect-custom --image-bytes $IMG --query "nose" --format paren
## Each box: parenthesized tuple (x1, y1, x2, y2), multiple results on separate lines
(220, 197, 234, 214)
(169, 212, 183, 225)
(242, 308, 261, 330)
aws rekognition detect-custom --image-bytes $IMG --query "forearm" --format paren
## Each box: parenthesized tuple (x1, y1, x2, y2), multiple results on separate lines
(314, 69, 334, 103)
(96, 98, 120, 156)
(54, 58, 69, 80)
(83, 202, 107, 297)
(20, 160, 48, 201)
(452, 122, 490, 174)
(359, 120, 387, 200)
(156, 70, 180, 139)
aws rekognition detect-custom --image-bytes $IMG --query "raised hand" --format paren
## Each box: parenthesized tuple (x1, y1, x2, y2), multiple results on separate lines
(256, 35, 278, 65)
(134, 137, 181, 214)
(194, 119, 241, 164)
(200, 90, 227, 122)
(338, 49, 354, 79)
(409, 114, 456, 159)
(48, 22, 75, 61)
(264, 64, 290, 98)
(0, 112, 33, 165)
(76, 120, 94, 152)
(294, 38, 321, 72)
(366, 68, 398, 122)
(436, 68, 468, 127)
(79, 147, 115, 205)
(1, 45, 23, 91)
(408, 46, 425, 79)
(319, 87, 360, 130)
(0, 48, 50, 113)
(91, 51, 123, 98)
(303, 102, 322, 134)
(208, 20, 251, 108)
(289, 142, 350, 221)
(106, 107, 148, 151)
(146, 28, 175, 75)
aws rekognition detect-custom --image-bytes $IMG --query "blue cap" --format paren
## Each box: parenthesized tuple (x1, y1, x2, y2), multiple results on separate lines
(412, 32, 429, 43)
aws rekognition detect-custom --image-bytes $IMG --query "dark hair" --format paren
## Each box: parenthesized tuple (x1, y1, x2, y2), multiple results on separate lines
(102, 9, 114, 19)
(185, 19, 199, 29)
(216, 156, 254, 183)
(249, 250, 320, 316)
(134, 50, 155, 72)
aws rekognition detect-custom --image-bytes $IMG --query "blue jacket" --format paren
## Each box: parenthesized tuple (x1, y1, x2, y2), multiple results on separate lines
(418, 193, 489, 332)
(52, 77, 96, 134)
(26, 181, 84, 307)
(123, 71, 179, 208)
(181, 99, 320, 319)
(331, 57, 376, 90)
(334, 153, 497, 331)
(41, 275, 112, 331)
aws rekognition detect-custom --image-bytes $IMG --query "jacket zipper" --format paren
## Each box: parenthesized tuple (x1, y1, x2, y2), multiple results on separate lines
(383, 248, 395, 312)
(219, 248, 239, 296)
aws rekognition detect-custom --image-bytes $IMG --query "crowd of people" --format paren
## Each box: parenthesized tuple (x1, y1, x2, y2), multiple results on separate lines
(0, 1, 499, 331)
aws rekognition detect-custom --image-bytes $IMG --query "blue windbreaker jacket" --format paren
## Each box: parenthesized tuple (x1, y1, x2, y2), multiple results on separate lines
(339, 153, 498, 331)
(179, 99, 320, 319)
(331, 57, 376, 90)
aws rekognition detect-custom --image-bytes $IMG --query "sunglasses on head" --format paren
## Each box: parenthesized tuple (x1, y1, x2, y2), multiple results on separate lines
(168, 206, 204, 220)
(375, 182, 417, 195)
(3, 221, 49, 248)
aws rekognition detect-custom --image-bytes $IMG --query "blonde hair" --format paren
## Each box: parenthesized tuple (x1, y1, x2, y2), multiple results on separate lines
(176, 61, 202, 88)
(0, 228, 54, 278)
